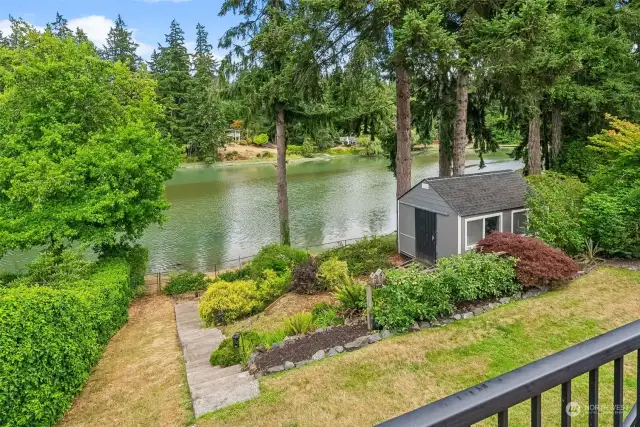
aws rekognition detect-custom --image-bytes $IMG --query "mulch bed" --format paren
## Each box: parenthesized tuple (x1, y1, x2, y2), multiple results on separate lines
(253, 323, 369, 370)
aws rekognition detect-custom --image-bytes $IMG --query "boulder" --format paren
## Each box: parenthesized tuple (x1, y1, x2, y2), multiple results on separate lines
(295, 360, 310, 368)
(409, 322, 420, 332)
(499, 297, 511, 304)
(284, 361, 295, 370)
(462, 312, 474, 319)
(267, 365, 285, 374)
(380, 330, 393, 339)
(368, 333, 382, 344)
(453, 314, 462, 321)
(328, 348, 338, 357)
(418, 321, 431, 329)
(334, 345, 345, 353)
(312, 350, 326, 361)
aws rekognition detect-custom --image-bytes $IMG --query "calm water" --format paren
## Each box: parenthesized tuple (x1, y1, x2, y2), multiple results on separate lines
(0, 150, 522, 273)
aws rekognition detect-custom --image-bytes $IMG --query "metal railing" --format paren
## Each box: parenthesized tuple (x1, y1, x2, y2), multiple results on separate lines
(378, 319, 640, 427)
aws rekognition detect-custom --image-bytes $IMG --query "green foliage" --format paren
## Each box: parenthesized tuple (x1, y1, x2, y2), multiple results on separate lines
(101, 15, 140, 70)
(0, 30, 180, 257)
(12, 249, 94, 288)
(319, 235, 396, 276)
(0, 256, 136, 427)
(248, 244, 307, 279)
(218, 266, 251, 282)
(164, 272, 209, 296)
(284, 312, 315, 335)
(317, 258, 350, 290)
(526, 172, 588, 254)
(373, 267, 453, 332)
(333, 283, 367, 312)
(199, 280, 260, 326)
(253, 134, 269, 145)
(210, 337, 243, 367)
(256, 268, 292, 303)
(209, 328, 288, 367)
(311, 302, 344, 328)
(581, 192, 638, 258)
(436, 252, 519, 302)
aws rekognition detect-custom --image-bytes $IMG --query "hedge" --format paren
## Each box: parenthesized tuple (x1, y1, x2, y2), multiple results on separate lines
(0, 257, 138, 427)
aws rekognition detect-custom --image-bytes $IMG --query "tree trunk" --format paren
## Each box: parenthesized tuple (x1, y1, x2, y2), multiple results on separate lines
(275, 104, 290, 245)
(527, 113, 542, 175)
(395, 63, 412, 198)
(370, 118, 375, 142)
(452, 71, 469, 176)
(551, 105, 562, 169)
(439, 141, 452, 177)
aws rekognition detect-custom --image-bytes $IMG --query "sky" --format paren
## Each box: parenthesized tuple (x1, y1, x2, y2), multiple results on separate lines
(2, 0, 244, 59)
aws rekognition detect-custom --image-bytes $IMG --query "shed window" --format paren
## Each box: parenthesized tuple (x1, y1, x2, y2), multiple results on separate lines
(512, 209, 528, 235)
(466, 214, 502, 249)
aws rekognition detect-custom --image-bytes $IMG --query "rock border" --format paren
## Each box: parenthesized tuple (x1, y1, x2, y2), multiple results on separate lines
(251, 287, 549, 376)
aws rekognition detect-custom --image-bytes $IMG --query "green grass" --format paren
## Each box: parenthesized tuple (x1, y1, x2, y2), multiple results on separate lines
(197, 267, 640, 427)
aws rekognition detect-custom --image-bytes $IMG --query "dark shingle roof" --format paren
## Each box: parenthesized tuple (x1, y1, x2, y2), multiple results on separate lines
(426, 170, 527, 217)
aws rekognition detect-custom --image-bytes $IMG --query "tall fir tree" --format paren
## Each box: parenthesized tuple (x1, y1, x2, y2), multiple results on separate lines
(184, 23, 227, 161)
(102, 15, 140, 71)
(49, 13, 73, 39)
(154, 20, 192, 148)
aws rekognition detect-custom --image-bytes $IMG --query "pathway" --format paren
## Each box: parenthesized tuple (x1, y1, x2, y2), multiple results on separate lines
(174, 301, 260, 418)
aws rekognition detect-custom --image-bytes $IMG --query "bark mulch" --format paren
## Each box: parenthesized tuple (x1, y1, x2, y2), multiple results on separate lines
(253, 324, 369, 370)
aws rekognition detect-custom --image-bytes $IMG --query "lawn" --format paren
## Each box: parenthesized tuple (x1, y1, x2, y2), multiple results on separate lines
(58, 295, 193, 427)
(198, 267, 640, 427)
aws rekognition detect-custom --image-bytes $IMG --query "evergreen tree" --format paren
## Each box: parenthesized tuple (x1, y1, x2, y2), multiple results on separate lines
(49, 13, 73, 39)
(102, 15, 140, 71)
(75, 28, 89, 43)
(154, 20, 192, 148)
(184, 23, 227, 161)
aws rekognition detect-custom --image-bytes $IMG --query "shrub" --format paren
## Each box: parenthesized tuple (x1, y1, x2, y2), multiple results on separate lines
(334, 283, 367, 311)
(164, 271, 209, 296)
(11, 249, 94, 288)
(477, 232, 579, 288)
(0, 257, 135, 427)
(248, 244, 307, 279)
(253, 133, 269, 145)
(436, 252, 519, 302)
(291, 256, 319, 294)
(311, 302, 344, 328)
(218, 266, 251, 282)
(284, 312, 315, 335)
(256, 268, 292, 303)
(373, 267, 453, 331)
(210, 329, 288, 367)
(526, 172, 588, 254)
(317, 258, 350, 290)
(198, 280, 261, 325)
(318, 235, 397, 276)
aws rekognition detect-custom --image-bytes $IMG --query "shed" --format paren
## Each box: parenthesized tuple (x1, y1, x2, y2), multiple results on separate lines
(397, 170, 529, 263)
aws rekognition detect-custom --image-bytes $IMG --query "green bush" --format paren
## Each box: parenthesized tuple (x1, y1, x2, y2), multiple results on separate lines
(373, 266, 453, 331)
(210, 337, 242, 367)
(436, 252, 519, 302)
(317, 258, 350, 290)
(284, 312, 315, 335)
(311, 302, 344, 328)
(99, 244, 149, 288)
(253, 133, 269, 145)
(164, 271, 209, 296)
(256, 268, 292, 303)
(199, 280, 261, 326)
(0, 257, 136, 427)
(581, 192, 639, 257)
(218, 266, 251, 282)
(248, 244, 307, 279)
(319, 235, 397, 276)
(526, 172, 588, 254)
(334, 282, 367, 311)
(210, 329, 288, 367)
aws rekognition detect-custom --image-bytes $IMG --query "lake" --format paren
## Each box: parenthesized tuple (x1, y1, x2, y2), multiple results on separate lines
(0, 149, 522, 273)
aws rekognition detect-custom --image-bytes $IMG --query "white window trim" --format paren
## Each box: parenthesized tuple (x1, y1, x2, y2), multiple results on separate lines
(511, 208, 529, 234)
(464, 213, 503, 250)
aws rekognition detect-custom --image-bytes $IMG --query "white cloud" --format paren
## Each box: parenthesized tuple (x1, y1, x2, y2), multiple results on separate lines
(1, 16, 156, 60)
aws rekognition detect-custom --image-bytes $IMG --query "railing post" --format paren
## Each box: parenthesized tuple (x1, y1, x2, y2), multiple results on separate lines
(531, 395, 541, 427)
(561, 381, 571, 427)
(614, 357, 624, 427)
(498, 410, 508, 427)
(589, 368, 599, 427)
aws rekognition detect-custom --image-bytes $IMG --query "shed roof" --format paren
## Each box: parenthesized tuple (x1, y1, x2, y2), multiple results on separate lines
(416, 170, 527, 217)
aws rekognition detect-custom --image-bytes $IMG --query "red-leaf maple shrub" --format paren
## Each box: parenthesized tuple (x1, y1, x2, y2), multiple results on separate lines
(477, 232, 579, 288)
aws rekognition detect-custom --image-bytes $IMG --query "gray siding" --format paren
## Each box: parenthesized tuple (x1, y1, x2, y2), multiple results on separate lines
(398, 203, 416, 257)
(436, 213, 459, 258)
(399, 182, 457, 216)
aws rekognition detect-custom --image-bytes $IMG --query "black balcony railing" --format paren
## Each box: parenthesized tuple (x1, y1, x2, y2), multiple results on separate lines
(378, 319, 640, 427)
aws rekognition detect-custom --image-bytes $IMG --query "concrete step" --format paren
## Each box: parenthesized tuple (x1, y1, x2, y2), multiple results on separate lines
(184, 345, 220, 364)
(190, 371, 252, 395)
(192, 376, 259, 414)
(187, 357, 216, 370)
(187, 365, 243, 385)
(179, 328, 224, 343)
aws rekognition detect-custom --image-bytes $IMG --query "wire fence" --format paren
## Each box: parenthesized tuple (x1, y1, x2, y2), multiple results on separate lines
(147, 233, 397, 289)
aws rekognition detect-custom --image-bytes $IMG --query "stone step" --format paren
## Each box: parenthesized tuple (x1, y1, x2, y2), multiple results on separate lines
(192, 378, 260, 417)
(187, 357, 216, 370)
(191, 373, 257, 403)
(184, 344, 220, 364)
(188, 365, 245, 387)
(179, 331, 224, 349)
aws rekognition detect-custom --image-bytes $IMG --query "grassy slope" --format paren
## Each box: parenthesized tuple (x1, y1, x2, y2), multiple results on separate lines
(200, 268, 640, 427)
(58, 295, 193, 427)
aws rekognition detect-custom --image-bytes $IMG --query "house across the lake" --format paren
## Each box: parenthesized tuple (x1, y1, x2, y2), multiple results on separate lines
(397, 170, 529, 263)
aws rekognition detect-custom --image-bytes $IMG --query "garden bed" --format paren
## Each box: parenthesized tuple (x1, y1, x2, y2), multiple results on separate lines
(252, 323, 369, 371)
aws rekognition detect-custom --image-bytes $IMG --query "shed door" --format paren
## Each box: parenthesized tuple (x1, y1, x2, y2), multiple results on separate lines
(415, 209, 437, 263)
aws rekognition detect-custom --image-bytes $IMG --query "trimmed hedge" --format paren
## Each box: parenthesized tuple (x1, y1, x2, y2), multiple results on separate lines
(318, 235, 396, 276)
(0, 257, 136, 427)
